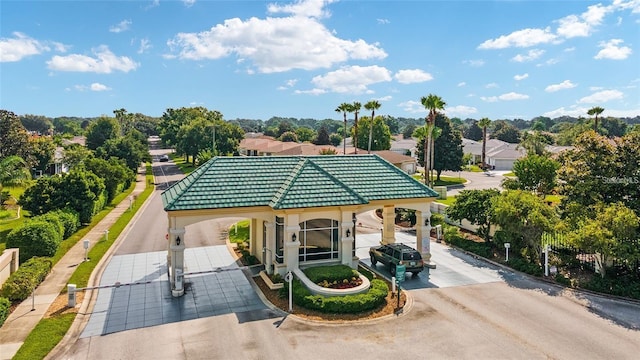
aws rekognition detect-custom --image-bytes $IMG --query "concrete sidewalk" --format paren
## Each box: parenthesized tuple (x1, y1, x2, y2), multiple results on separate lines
(0, 167, 148, 360)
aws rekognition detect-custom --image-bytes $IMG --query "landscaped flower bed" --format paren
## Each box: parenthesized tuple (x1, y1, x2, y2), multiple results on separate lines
(316, 277, 363, 289)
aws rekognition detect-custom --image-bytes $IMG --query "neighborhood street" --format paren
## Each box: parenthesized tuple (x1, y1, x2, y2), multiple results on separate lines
(58, 147, 640, 359)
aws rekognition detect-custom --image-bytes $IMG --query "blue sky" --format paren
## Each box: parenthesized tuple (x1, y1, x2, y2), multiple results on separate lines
(1, 0, 639, 121)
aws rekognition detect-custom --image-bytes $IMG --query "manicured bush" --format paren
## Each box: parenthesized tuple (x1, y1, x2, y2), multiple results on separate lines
(31, 213, 64, 239)
(50, 209, 80, 239)
(1, 257, 53, 302)
(582, 274, 640, 300)
(6, 220, 62, 262)
(508, 257, 543, 276)
(286, 278, 388, 314)
(0, 297, 10, 326)
(303, 265, 358, 283)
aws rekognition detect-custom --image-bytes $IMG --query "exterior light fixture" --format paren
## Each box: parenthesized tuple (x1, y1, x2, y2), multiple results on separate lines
(292, 233, 297, 242)
(346, 229, 351, 238)
(176, 236, 181, 246)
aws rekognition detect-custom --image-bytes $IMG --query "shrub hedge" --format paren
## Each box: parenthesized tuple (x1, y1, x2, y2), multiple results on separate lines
(286, 278, 388, 313)
(31, 213, 64, 239)
(0, 257, 53, 302)
(50, 209, 80, 239)
(303, 265, 359, 283)
(6, 221, 62, 262)
(0, 297, 10, 327)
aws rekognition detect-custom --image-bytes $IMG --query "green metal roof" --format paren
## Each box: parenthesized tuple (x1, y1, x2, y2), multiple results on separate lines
(161, 155, 438, 211)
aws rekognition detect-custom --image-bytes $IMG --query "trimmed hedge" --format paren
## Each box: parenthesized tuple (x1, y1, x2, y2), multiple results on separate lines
(50, 209, 80, 239)
(286, 278, 388, 314)
(6, 220, 62, 262)
(0, 297, 10, 327)
(31, 213, 64, 239)
(303, 265, 359, 283)
(1, 257, 53, 302)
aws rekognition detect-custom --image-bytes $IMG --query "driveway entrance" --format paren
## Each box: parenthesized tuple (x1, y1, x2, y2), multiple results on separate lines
(81, 245, 275, 337)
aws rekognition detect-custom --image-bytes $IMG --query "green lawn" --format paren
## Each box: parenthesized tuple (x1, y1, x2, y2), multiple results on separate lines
(503, 172, 516, 177)
(229, 219, 250, 244)
(435, 196, 457, 206)
(0, 186, 29, 253)
(170, 154, 197, 175)
(12, 314, 76, 360)
(414, 173, 466, 187)
(463, 165, 484, 172)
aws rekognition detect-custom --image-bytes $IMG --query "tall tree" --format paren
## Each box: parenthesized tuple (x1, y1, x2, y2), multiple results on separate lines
(354, 116, 391, 152)
(587, 106, 605, 132)
(335, 103, 351, 154)
(364, 100, 381, 154)
(464, 121, 483, 141)
(0, 110, 31, 161)
(313, 125, 331, 145)
(433, 114, 464, 180)
(29, 136, 56, 172)
(85, 117, 121, 150)
(478, 117, 491, 169)
(420, 95, 446, 186)
(352, 101, 361, 153)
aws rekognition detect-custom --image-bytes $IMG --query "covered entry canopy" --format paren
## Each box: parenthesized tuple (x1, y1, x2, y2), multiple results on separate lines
(161, 155, 437, 296)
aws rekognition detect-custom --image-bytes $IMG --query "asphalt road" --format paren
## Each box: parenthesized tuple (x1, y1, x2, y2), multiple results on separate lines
(62, 151, 640, 359)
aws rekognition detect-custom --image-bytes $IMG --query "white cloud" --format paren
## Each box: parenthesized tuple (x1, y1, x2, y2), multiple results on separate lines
(446, 105, 478, 117)
(0, 32, 59, 62)
(378, 95, 392, 101)
(463, 59, 485, 67)
(166, 4, 386, 73)
(47, 45, 139, 73)
(478, 27, 557, 49)
(90, 83, 111, 91)
(310, 65, 392, 94)
(73, 82, 111, 92)
(578, 89, 624, 103)
(512, 49, 545, 62)
(145, 0, 160, 10)
(377, 19, 390, 24)
(556, 4, 609, 39)
(109, 20, 132, 33)
(294, 88, 327, 95)
(397, 100, 425, 114)
(138, 38, 152, 54)
(545, 80, 576, 92)
(183, 0, 196, 7)
(514, 73, 529, 81)
(394, 69, 433, 84)
(481, 92, 530, 102)
(458, 82, 466, 87)
(541, 105, 640, 118)
(267, 0, 336, 19)
(485, 83, 498, 89)
(594, 39, 632, 60)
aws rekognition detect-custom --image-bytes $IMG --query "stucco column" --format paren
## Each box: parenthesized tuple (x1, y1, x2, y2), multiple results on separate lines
(169, 228, 186, 297)
(340, 219, 354, 268)
(284, 225, 301, 272)
(416, 209, 434, 267)
(381, 205, 396, 244)
(249, 218, 258, 257)
(264, 221, 275, 274)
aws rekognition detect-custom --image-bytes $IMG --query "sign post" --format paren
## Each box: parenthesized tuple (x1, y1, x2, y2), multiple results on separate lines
(395, 264, 406, 309)
(504, 242, 510, 262)
(284, 271, 293, 312)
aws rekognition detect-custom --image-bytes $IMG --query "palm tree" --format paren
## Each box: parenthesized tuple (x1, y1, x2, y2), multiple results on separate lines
(420, 94, 446, 186)
(0, 155, 31, 206)
(430, 126, 442, 182)
(352, 102, 361, 154)
(335, 103, 352, 154)
(364, 100, 381, 154)
(478, 117, 492, 169)
(587, 106, 604, 132)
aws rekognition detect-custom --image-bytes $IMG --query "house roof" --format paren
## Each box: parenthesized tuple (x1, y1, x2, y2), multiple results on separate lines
(372, 150, 416, 164)
(161, 155, 437, 211)
(486, 144, 526, 160)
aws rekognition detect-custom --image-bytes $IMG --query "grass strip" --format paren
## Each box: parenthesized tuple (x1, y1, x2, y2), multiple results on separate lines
(228, 219, 250, 244)
(12, 314, 76, 360)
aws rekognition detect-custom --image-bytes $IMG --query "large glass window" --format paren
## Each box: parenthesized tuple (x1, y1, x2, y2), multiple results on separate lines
(298, 219, 339, 262)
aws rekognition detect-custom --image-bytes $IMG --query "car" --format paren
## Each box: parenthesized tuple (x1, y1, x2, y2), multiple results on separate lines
(159, 155, 169, 162)
(369, 243, 424, 276)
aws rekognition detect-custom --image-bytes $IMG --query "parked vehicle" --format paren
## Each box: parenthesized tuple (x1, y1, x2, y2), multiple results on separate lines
(369, 243, 424, 276)
(159, 155, 169, 162)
